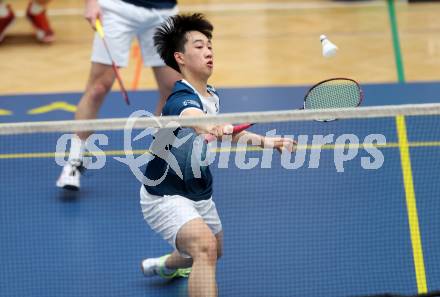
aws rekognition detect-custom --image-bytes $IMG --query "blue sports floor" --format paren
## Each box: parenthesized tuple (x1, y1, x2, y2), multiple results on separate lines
(1, 83, 440, 297)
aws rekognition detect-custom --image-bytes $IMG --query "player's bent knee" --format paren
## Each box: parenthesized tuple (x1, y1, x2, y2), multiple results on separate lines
(193, 235, 218, 264)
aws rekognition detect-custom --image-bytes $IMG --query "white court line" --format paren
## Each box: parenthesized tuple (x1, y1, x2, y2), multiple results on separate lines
(14, 1, 387, 17)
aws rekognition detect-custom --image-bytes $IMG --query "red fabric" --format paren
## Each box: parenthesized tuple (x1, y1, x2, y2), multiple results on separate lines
(0, 5, 15, 42)
(26, 2, 54, 42)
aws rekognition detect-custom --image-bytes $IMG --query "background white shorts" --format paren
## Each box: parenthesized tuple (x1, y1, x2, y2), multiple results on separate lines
(91, 0, 178, 67)
(140, 186, 223, 258)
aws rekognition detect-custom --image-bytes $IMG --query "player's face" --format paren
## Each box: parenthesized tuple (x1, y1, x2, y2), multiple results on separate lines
(181, 31, 213, 79)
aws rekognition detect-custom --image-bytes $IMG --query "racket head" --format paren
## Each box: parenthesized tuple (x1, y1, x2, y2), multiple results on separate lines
(304, 77, 363, 109)
(303, 78, 363, 121)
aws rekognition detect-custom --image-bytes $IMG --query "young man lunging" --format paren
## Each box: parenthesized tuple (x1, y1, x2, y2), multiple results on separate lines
(140, 13, 295, 297)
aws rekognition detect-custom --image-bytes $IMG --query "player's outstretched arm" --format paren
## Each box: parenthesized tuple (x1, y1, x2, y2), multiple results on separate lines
(180, 109, 296, 152)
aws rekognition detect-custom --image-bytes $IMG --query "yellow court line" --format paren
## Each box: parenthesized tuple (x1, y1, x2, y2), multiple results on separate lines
(27, 102, 77, 114)
(0, 152, 62, 159)
(0, 108, 12, 115)
(1, 141, 440, 159)
(395, 115, 427, 294)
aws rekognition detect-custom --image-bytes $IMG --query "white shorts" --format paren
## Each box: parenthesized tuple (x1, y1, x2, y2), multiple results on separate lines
(91, 0, 178, 67)
(140, 186, 223, 258)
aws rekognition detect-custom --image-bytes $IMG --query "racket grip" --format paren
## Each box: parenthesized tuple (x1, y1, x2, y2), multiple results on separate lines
(204, 123, 253, 143)
(95, 19, 104, 38)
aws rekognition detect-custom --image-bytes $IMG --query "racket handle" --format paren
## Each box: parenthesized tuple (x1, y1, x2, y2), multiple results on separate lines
(95, 19, 104, 38)
(204, 123, 253, 143)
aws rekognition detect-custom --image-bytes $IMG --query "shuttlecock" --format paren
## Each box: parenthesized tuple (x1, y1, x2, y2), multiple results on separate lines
(320, 34, 338, 58)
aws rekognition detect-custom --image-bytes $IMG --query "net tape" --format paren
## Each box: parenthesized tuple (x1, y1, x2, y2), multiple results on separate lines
(1, 103, 440, 135)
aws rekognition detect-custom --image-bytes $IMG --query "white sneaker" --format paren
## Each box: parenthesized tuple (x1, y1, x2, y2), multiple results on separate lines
(141, 257, 162, 277)
(141, 254, 191, 279)
(56, 159, 84, 191)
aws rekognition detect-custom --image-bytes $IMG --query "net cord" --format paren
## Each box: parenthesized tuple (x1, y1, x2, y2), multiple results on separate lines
(1, 103, 440, 135)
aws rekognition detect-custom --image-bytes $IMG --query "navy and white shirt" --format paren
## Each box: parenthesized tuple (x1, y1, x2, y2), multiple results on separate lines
(144, 80, 220, 201)
(121, 0, 176, 10)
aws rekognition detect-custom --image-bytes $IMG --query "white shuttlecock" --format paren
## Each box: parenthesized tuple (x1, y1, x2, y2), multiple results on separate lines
(320, 34, 338, 58)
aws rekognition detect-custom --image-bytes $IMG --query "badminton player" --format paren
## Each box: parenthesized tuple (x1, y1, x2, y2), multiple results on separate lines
(139, 13, 295, 297)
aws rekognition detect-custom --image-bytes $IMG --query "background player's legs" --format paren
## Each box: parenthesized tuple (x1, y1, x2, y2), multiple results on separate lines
(56, 62, 115, 190)
(175, 218, 221, 297)
(0, 0, 53, 43)
(75, 62, 115, 141)
(152, 65, 181, 115)
(26, 0, 54, 43)
(0, 1, 14, 43)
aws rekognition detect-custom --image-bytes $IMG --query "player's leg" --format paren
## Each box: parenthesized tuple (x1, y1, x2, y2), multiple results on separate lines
(176, 218, 219, 297)
(73, 0, 137, 143)
(143, 221, 219, 294)
(140, 189, 222, 294)
(70, 62, 115, 162)
(164, 250, 193, 269)
(56, 63, 115, 190)
(74, 0, 134, 141)
(158, 230, 222, 275)
(166, 198, 223, 296)
(140, 189, 198, 278)
(180, 198, 223, 296)
(26, 0, 54, 43)
(165, 229, 223, 263)
(75, 63, 116, 139)
(56, 0, 134, 190)
(0, 0, 15, 43)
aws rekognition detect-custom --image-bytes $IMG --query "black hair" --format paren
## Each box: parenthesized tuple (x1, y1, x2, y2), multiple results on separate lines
(154, 13, 213, 73)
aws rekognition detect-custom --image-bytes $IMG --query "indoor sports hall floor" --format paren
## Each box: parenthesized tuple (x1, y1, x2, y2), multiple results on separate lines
(1, 1, 440, 297)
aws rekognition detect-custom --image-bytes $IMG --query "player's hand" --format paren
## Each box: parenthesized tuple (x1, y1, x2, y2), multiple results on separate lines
(263, 136, 296, 153)
(207, 124, 234, 139)
(84, 0, 102, 29)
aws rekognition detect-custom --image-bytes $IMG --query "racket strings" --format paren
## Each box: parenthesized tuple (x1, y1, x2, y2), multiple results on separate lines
(305, 80, 361, 109)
